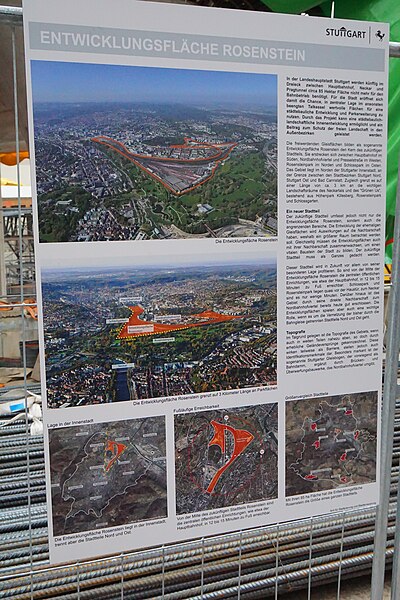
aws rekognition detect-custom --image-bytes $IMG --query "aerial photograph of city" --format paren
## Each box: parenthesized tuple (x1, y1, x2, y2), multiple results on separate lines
(31, 61, 278, 242)
(40, 245, 277, 408)
(175, 403, 278, 514)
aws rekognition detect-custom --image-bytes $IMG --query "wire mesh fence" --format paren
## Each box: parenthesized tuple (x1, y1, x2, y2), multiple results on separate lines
(1, 3, 399, 599)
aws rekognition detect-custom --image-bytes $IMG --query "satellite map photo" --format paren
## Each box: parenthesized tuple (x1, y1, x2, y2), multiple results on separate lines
(286, 391, 378, 496)
(49, 416, 167, 535)
(42, 250, 277, 408)
(31, 61, 277, 242)
(175, 403, 278, 514)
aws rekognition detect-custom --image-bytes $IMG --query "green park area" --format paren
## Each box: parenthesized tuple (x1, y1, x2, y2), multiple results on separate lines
(120, 146, 276, 234)
(37, 141, 276, 241)
(39, 187, 92, 242)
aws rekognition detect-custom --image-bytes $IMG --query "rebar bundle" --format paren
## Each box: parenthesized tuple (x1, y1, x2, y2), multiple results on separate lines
(0, 408, 396, 599)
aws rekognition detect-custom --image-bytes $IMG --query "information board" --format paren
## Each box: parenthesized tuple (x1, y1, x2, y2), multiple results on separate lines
(22, 0, 388, 563)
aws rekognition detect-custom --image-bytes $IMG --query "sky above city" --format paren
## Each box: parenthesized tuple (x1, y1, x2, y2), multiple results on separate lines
(39, 241, 276, 272)
(31, 60, 277, 108)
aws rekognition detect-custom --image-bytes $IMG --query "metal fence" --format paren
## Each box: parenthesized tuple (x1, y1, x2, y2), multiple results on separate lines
(1, 3, 400, 599)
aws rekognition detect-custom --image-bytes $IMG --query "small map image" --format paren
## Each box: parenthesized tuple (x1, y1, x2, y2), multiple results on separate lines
(42, 248, 277, 408)
(175, 404, 278, 514)
(286, 391, 378, 497)
(31, 61, 277, 242)
(49, 416, 167, 535)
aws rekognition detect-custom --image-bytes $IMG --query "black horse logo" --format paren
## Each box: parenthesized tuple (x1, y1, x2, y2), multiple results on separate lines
(376, 30, 385, 41)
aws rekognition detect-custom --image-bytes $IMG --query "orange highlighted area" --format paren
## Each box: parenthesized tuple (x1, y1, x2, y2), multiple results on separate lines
(92, 136, 237, 196)
(206, 421, 254, 494)
(118, 305, 242, 340)
(175, 405, 278, 514)
(104, 439, 127, 472)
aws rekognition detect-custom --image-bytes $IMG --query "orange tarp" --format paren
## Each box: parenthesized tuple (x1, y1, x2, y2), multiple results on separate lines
(0, 151, 29, 166)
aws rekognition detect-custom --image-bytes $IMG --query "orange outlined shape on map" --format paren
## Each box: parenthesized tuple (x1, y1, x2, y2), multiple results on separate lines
(117, 305, 242, 340)
(206, 420, 254, 494)
(92, 136, 237, 196)
(104, 440, 127, 472)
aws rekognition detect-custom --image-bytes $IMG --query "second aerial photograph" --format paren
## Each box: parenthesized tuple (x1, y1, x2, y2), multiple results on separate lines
(40, 243, 277, 408)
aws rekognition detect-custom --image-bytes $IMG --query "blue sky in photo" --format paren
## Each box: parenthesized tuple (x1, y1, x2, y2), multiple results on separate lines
(31, 60, 277, 108)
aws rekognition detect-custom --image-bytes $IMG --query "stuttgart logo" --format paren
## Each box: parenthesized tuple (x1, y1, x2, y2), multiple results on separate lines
(326, 26, 367, 39)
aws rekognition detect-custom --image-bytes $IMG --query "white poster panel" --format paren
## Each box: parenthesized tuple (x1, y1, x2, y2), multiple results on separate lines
(22, 0, 388, 563)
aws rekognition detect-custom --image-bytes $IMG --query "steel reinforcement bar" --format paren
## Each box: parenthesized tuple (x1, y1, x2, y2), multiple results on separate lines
(0, 401, 398, 598)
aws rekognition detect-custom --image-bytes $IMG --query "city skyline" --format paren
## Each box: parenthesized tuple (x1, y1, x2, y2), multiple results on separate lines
(31, 60, 277, 108)
(42, 259, 277, 277)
